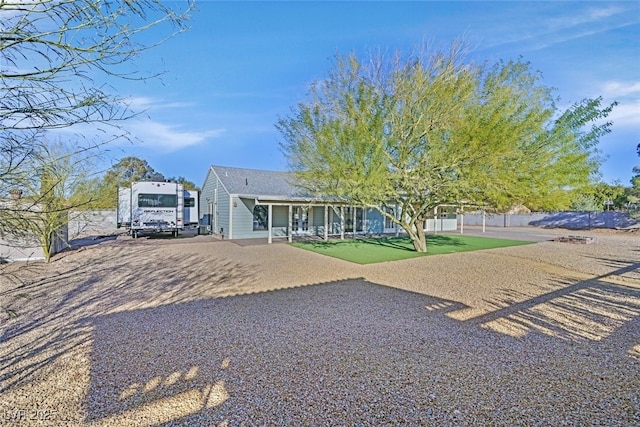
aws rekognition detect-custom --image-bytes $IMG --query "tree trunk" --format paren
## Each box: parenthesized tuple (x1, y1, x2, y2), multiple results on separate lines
(401, 219, 428, 252)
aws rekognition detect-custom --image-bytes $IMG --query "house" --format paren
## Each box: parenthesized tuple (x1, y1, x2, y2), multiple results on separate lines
(199, 165, 400, 243)
(199, 165, 457, 243)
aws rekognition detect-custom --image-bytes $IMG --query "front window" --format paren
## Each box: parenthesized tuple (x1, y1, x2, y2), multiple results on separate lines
(185, 197, 195, 207)
(384, 207, 396, 229)
(138, 193, 177, 208)
(253, 205, 268, 230)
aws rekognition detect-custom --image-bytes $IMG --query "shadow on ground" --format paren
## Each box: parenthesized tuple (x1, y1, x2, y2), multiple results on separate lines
(83, 269, 640, 425)
(2, 240, 639, 425)
(0, 243, 255, 399)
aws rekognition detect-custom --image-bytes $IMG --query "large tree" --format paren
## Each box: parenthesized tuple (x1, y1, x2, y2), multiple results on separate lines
(278, 45, 616, 252)
(72, 157, 201, 209)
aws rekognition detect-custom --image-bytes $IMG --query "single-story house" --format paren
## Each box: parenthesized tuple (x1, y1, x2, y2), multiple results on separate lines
(199, 165, 457, 243)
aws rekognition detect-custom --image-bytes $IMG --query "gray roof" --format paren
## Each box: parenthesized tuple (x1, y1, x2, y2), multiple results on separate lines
(210, 165, 312, 200)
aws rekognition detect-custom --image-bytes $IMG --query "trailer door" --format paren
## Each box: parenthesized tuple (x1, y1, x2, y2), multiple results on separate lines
(176, 184, 184, 229)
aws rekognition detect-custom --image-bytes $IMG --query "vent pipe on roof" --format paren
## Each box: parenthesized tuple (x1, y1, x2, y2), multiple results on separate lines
(245, 178, 248, 185)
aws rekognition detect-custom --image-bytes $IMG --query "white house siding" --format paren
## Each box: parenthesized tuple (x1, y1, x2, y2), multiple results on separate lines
(199, 170, 230, 237)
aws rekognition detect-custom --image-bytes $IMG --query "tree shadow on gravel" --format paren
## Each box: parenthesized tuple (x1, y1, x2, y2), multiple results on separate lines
(0, 241, 256, 396)
(470, 257, 640, 349)
(83, 277, 640, 426)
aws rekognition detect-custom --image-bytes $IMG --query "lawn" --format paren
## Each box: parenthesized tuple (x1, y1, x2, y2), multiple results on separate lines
(291, 234, 534, 264)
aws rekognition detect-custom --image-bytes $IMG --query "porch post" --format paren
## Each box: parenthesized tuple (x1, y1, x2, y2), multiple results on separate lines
(288, 204, 293, 242)
(433, 206, 438, 234)
(340, 206, 345, 240)
(268, 204, 273, 244)
(324, 205, 329, 240)
(352, 206, 356, 238)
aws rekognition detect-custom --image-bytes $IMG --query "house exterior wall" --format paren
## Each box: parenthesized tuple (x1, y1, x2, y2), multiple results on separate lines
(199, 169, 230, 237)
(271, 206, 289, 237)
(233, 197, 260, 239)
(232, 200, 290, 239)
(311, 206, 325, 236)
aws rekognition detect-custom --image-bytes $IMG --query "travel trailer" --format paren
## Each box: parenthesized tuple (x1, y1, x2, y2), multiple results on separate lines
(117, 181, 199, 238)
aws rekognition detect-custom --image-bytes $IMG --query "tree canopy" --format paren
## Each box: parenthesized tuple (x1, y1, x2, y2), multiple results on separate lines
(278, 45, 616, 252)
(71, 156, 200, 209)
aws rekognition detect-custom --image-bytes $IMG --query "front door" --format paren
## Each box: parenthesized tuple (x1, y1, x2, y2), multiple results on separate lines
(344, 207, 364, 233)
(291, 206, 309, 234)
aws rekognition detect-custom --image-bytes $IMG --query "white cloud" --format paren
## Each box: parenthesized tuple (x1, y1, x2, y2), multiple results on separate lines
(607, 100, 640, 129)
(594, 81, 640, 129)
(602, 81, 640, 98)
(486, 4, 638, 51)
(126, 119, 225, 152)
(125, 96, 195, 111)
(549, 5, 624, 28)
(44, 94, 226, 152)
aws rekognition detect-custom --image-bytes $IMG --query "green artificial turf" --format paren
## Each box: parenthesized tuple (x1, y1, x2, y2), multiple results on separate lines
(291, 234, 534, 264)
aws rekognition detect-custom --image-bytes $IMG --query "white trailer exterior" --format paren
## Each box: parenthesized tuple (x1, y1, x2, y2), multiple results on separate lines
(183, 189, 200, 228)
(117, 181, 186, 238)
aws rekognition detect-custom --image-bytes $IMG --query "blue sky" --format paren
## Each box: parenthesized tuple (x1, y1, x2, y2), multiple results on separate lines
(85, 1, 640, 188)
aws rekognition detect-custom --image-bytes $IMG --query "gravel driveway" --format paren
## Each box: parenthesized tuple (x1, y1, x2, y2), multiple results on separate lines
(1, 227, 639, 426)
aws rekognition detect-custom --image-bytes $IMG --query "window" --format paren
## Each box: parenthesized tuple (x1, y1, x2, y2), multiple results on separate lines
(253, 205, 268, 230)
(185, 197, 195, 207)
(138, 194, 177, 208)
(384, 207, 396, 229)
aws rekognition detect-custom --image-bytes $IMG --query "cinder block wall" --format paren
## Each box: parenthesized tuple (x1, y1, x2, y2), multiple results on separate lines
(461, 211, 639, 229)
(68, 209, 117, 239)
(0, 226, 68, 262)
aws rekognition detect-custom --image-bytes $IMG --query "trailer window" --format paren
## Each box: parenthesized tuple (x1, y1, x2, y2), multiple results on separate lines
(138, 194, 178, 208)
(185, 197, 195, 207)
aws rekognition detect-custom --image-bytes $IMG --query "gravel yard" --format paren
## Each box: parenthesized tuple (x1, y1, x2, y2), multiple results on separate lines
(1, 227, 639, 426)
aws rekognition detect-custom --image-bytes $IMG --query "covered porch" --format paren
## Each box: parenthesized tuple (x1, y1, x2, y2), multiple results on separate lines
(251, 200, 399, 244)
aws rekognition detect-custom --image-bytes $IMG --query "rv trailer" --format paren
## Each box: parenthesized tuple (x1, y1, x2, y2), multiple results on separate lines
(117, 181, 198, 238)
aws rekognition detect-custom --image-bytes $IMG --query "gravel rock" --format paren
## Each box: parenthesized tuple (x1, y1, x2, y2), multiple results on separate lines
(1, 227, 638, 426)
